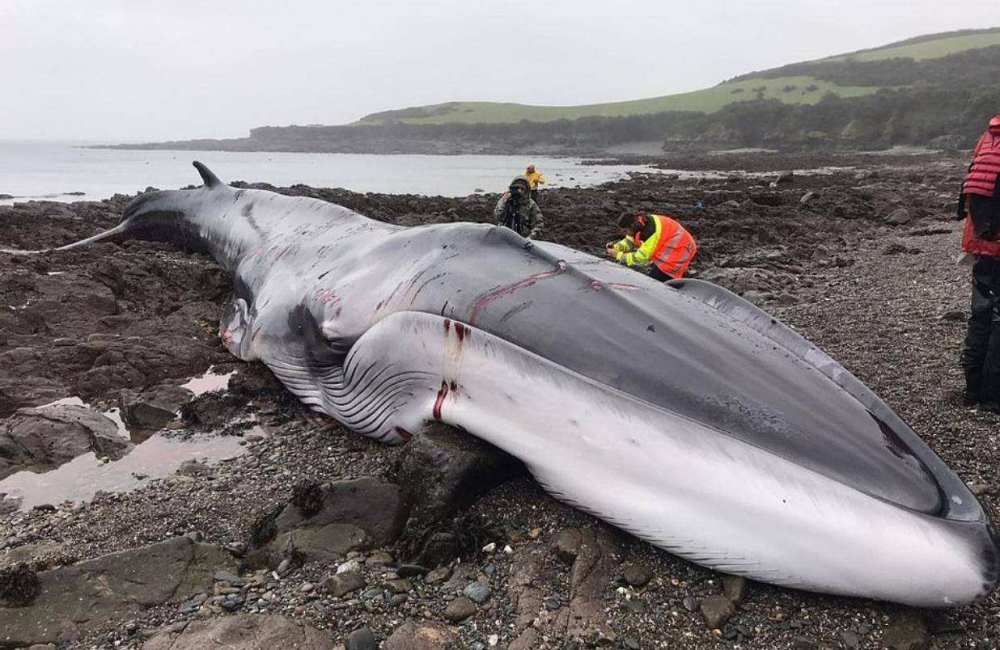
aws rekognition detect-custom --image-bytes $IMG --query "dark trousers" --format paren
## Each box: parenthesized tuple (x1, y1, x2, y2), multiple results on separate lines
(648, 265, 671, 282)
(961, 256, 1000, 402)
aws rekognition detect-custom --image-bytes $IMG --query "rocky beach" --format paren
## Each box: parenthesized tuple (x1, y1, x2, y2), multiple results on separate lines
(0, 151, 997, 649)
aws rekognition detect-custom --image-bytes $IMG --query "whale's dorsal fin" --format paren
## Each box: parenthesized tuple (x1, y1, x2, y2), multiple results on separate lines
(192, 161, 222, 188)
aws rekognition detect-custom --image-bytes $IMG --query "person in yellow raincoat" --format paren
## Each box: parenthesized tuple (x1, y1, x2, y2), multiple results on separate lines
(525, 164, 545, 202)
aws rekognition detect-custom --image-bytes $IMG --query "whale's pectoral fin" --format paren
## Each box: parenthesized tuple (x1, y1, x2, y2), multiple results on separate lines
(193, 161, 223, 189)
(220, 297, 254, 360)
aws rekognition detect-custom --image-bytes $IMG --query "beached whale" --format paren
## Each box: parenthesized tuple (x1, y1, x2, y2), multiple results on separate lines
(15, 162, 998, 607)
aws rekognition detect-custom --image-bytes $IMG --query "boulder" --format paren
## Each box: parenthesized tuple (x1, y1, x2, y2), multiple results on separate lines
(382, 621, 457, 650)
(395, 423, 524, 561)
(118, 384, 193, 441)
(320, 570, 366, 597)
(0, 404, 132, 479)
(144, 614, 334, 649)
(253, 478, 409, 564)
(0, 537, 236, 647)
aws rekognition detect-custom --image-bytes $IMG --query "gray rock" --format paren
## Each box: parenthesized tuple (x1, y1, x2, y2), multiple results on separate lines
(0, 537, 235, 647)
(320, 570, 366, 598)
(700, 595, 736, 629)
(463, 581, 492, 603)
(366, 550, 394, 566)
(143, 614, 334, 649)
(969, 482, 991, 496)
(255, 478, 409, 564)
(682, 595, 700, 612)
(382, 621, 456, 650)
(0, 563, 40, 606)
(444, 596, 477, 622)
(346, 627, 378, 650)
(0, 404, 132, 479)
(508, 628, 540, 650)
(386, 578, 413, 594)
(622, 563, 653, 588)
(118, 384, 193, 441)
(722, 575, 747, 604)
(884, 207, 912, 225)
(800, 191, 818, 205)
(395, 423, 524, 558)
(554, 527, 583, 563)
(775, 171, 795, 184)
(883, 613, 929, 650)
(424, 566, 452, 584)
(839, 629, 862, 650)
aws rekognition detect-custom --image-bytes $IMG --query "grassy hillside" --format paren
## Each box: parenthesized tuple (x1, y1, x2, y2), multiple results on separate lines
(826, 28, 1000, 62)
(357, 27, 1000, 127)
(357, 76, 875, 126)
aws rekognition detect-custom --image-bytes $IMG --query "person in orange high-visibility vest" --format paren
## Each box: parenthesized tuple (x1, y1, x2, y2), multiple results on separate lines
(606, 211, 697, 281)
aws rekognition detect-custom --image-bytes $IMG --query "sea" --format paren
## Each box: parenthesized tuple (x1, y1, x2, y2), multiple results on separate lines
(0, 140, 653, 206)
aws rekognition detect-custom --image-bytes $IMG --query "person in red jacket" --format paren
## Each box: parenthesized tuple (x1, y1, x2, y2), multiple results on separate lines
(959, 114, 1000, 409)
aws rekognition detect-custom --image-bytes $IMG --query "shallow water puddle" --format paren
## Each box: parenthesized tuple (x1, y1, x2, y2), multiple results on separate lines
(181, 367, 237, 396)
(0, 432, 250, 511)
(2, 374, 257, 511)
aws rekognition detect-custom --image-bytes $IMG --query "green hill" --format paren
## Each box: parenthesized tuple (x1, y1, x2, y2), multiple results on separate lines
(357, 27, 1000, 127)
(113, 27, 1000, 154)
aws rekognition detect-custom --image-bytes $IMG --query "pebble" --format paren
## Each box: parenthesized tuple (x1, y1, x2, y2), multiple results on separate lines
(396, 563, 429, 578)
(463, 581, 492, 604)
(444, 596, 477, 622)
(722, 575, 747, 604)
(622, 563, 653, 587)
(337, 559, 363, 574)
(700, 595, 735, 629)
(554, 527, 582, 563)
(424, 566, 452, 584)
(366, 550, 394, 565)
(385, 578, 412, 594)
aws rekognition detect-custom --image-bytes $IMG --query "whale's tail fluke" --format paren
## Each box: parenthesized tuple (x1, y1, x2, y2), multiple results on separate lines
(0, 220, 129, 256)
(193, 161, 222, 188)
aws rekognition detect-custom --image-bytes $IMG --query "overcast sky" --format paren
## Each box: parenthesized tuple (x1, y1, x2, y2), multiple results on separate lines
(2, 0, 994, 142)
